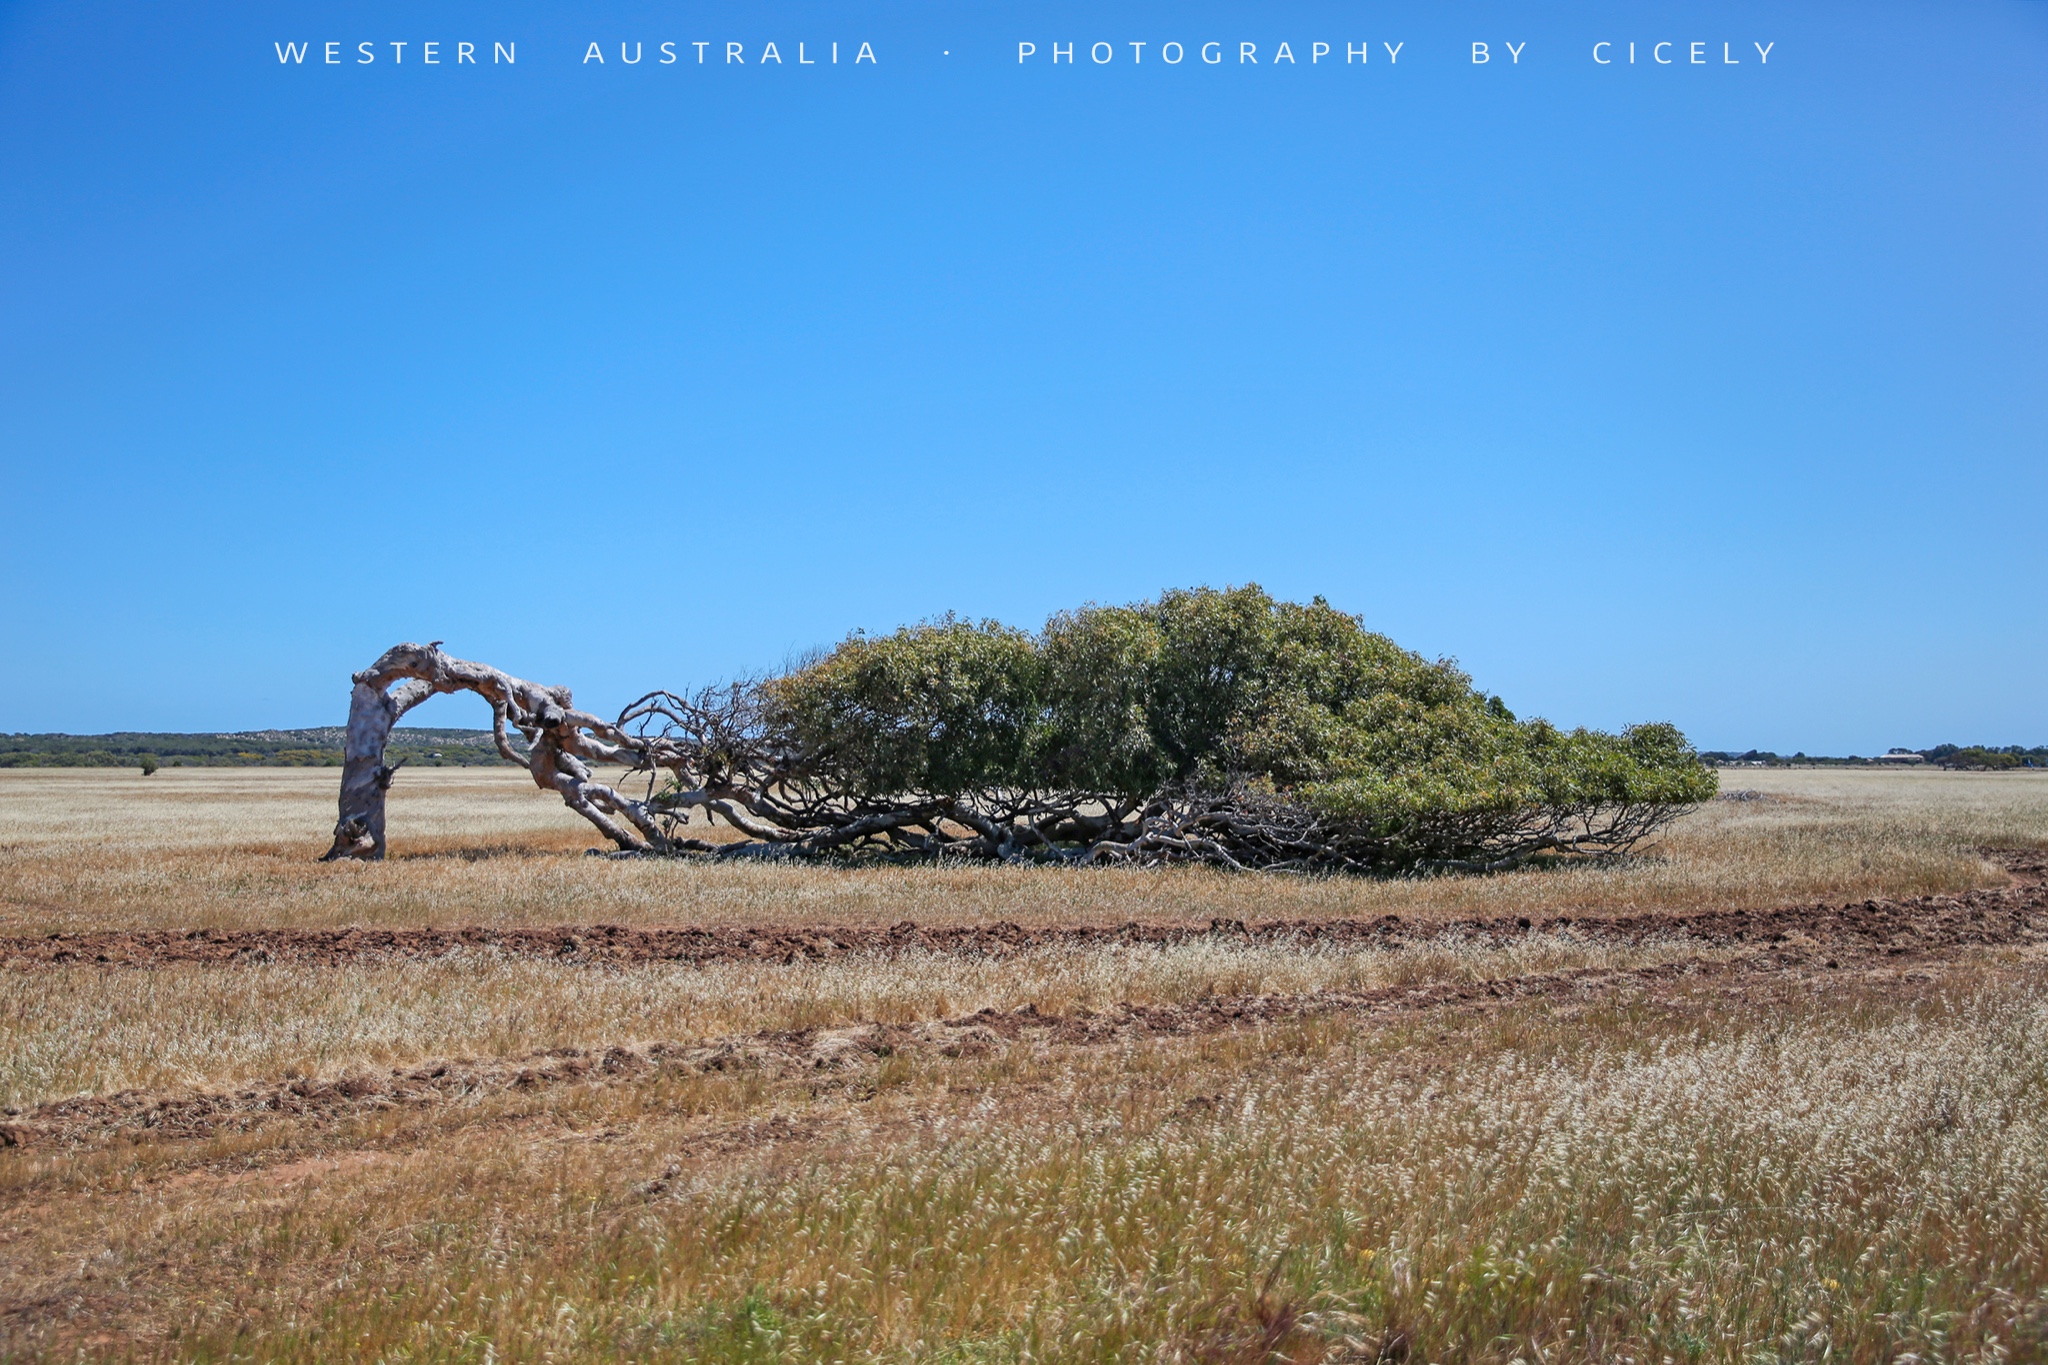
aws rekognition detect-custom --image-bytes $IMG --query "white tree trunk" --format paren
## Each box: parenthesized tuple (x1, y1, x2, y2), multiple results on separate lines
(323, 642, 680, 861)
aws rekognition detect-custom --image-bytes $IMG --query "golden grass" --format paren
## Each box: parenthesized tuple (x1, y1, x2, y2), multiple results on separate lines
(8, 963, 2048, 1362)
(3, 766, 2044, 935)
(0, 931, 1727, 1108)
(6, 765, 2048, 1360)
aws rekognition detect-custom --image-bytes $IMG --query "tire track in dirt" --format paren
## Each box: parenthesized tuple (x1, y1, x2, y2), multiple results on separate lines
(6, 850, 2043, 971)
(3, 851, 2039, 1152)
(0, 927, 2030, 1153)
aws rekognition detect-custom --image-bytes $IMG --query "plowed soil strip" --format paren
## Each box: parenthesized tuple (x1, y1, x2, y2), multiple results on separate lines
(0, 925, 2030, 1153)
(7, 851, 2044, 970)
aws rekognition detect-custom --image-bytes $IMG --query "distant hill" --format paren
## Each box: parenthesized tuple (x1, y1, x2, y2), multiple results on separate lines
(0, 728, 515, 769)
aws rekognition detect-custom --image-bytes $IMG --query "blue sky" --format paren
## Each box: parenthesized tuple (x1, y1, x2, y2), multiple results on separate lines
(1, 0, 2042, 753)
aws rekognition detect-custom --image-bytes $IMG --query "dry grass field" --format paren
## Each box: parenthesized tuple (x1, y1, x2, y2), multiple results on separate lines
(3, 766, 2047, 1362)
(3, 766, 2043, 936)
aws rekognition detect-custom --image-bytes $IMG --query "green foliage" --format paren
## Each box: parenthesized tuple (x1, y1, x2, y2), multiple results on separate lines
(767, 618, 1044, 800)
(138, 752, 159, 776)
(764, 586, 1716, 869)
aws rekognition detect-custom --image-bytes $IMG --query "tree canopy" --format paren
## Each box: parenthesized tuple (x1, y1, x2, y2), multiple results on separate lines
(327, 588, 1716, 871)
(709, 586, 1716, 870)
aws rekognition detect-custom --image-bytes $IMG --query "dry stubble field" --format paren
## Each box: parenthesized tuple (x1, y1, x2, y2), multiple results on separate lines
(3, 766, 2048, 1362)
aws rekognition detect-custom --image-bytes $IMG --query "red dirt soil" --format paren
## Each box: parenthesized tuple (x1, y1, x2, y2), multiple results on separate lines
(5, 850, 2042, 970)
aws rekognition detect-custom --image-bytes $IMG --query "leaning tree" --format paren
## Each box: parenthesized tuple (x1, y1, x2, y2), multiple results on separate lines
(324, 587, 1718, 871)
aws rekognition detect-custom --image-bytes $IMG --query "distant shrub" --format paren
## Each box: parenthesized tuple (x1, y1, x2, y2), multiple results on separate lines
(138, 753, 159, 776)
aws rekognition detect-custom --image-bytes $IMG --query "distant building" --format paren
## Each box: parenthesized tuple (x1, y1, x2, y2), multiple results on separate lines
(1874, 751, 1926, 764)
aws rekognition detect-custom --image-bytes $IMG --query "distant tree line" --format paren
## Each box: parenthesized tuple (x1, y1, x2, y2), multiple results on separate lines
(0, 729, 514, 771)
(1705, 745, 2048, 770)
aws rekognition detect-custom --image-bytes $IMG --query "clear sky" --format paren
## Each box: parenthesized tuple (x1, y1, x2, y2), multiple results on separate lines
(1, 0, 2042, 753)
